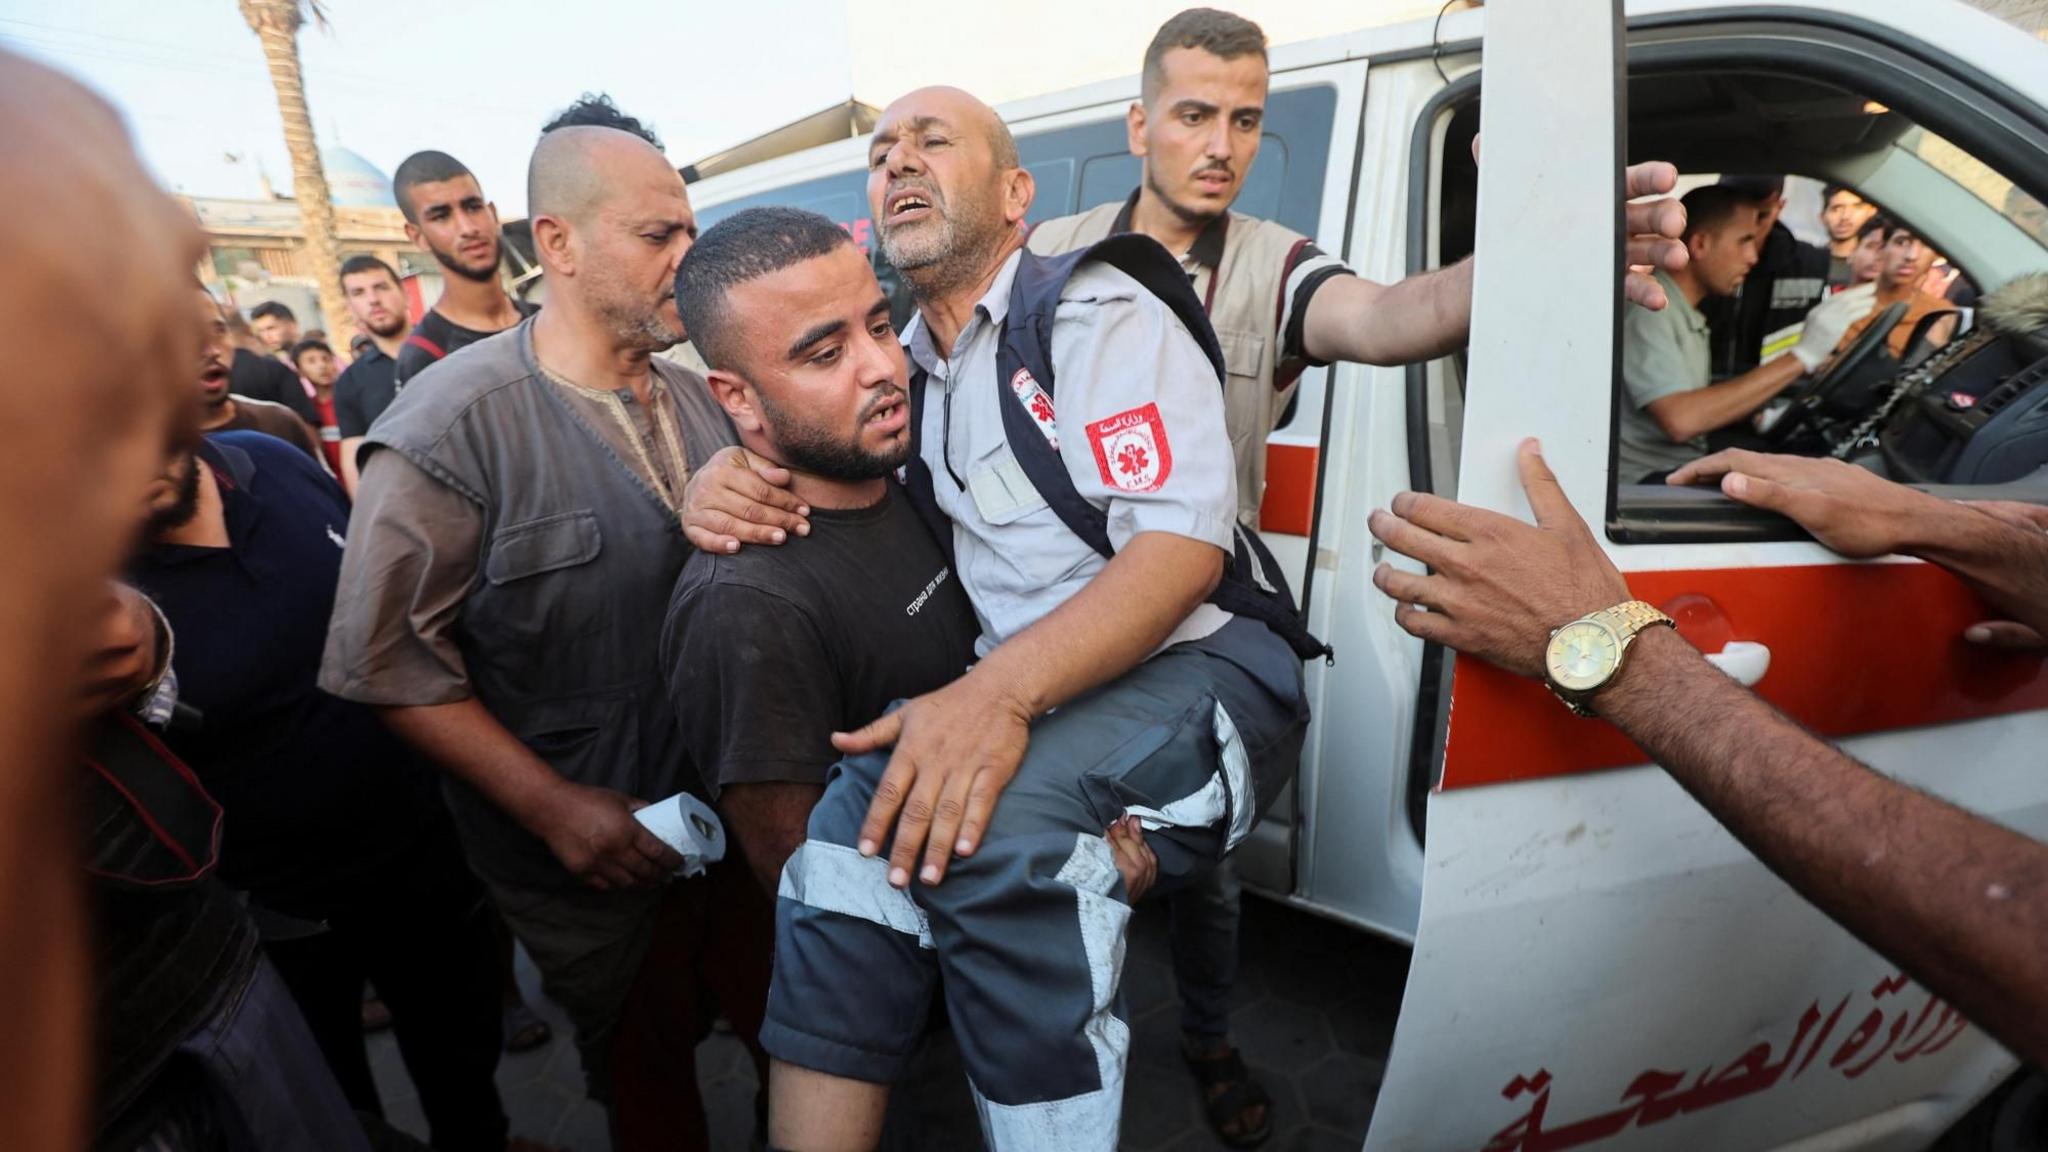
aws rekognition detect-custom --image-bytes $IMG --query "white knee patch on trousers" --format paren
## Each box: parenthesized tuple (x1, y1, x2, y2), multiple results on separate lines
(970, 834, 1131, 1151)
(778, 840, 934, 949)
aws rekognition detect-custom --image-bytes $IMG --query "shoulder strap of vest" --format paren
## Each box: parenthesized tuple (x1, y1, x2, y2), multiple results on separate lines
(996, 235, 1225, 560)
(405, 331, 448, 362)
(996, 238, 1333, 663)
(901, 363, 954, 564)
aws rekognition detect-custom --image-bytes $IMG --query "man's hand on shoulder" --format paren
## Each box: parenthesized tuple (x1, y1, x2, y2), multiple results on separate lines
(531, 780, 684, 890)
(834, 671, 1035, 890)
(682, 446, 810, 554)
(1367, 438, 1631, 677)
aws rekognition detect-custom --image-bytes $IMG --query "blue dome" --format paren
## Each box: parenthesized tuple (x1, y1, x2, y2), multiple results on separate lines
(322, 146, 396, 208)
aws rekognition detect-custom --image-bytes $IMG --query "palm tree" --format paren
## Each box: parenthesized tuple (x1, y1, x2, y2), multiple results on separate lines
(238, 0, 352, 344)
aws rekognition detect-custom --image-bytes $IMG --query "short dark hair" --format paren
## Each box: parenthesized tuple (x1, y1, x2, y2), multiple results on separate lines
(339, 254, 400, 287)
(1142, 9, 1269, 107)
(674, 207, 852, 372)
(542, 94, 663, 151)
(392, 150, 475, 224)
(1858, 213, 1894, 242)
(1681, 184, 1759, 243)
(1822, 182, 1862, 205)
(249, 300, 296, 325)
(1716, 174, 1785, 202)
(289, 338, 332, 366)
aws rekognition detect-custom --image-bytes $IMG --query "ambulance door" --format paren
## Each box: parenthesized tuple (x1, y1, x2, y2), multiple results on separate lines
(1365, 2, 2048, 1150)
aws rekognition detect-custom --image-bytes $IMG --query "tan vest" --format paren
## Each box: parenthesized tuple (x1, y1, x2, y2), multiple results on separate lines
(1030, 200, 1316, 527)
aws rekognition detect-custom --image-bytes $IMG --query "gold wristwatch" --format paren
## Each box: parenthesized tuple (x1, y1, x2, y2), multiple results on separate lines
(1543, 600, 1675, 717)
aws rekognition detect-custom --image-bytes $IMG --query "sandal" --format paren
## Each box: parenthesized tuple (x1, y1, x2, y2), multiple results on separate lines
(502, 1000, 553, 1054)
(1184, 1035, 1273, 1148)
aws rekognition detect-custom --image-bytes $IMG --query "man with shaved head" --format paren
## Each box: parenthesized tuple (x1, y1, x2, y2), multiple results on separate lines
(323, 123, 763, 1151)
(689, 85, 1313, 1152)
(391, 149, 533, 390)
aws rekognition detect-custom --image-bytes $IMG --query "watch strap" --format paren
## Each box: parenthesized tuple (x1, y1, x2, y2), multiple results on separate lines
(1589, 600, 1675, 644)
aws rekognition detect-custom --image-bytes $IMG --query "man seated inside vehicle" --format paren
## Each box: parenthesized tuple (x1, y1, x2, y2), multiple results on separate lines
(1834, 217, 1959, 360)
(1618, 185, 1872, 481)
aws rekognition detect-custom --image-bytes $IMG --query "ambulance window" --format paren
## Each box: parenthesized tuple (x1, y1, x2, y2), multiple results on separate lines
(1405, 85, 1481, 501)
(1602, 50, 2048, 543)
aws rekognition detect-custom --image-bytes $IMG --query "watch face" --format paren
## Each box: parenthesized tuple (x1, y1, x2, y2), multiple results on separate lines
(1547, 620, 1621, 693)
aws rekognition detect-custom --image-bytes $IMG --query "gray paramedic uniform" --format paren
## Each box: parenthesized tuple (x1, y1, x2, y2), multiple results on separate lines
(761, 249, 1310, 1151)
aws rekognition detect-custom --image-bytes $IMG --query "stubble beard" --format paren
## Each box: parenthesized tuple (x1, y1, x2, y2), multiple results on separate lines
(881, 188, 1012, 304)
(146, 454, 203, 535)
(756, 384, 908, 481)
(1147, 164, 1227, 231)
(431, 238, 503, 284)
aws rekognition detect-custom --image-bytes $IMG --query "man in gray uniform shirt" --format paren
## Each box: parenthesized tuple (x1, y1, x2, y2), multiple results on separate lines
(723, 85, 1312, 1152)
(319, 126, 763, 1152)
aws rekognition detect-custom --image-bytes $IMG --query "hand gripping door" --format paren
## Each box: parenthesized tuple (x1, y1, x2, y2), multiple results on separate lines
(1366, 5, 2034, 1150)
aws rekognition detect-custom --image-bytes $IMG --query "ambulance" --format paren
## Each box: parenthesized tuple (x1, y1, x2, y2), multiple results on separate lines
(687, 1, 2048, 1147)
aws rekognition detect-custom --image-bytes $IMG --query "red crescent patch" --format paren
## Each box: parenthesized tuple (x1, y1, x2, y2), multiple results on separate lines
(1087, 403, 1172, 493)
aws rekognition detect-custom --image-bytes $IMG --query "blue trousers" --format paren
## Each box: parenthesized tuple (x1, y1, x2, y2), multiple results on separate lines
(762, 618, 1308, 1152)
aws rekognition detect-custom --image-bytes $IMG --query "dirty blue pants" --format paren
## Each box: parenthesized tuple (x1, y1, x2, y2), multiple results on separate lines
(762, 618, 1308, 1152)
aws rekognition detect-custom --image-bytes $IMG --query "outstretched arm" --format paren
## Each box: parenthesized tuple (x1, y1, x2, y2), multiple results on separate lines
(1670, 450, 2048, 641)
(1371, 439, 2048, 1066)
(1301, 160, 1689, 366)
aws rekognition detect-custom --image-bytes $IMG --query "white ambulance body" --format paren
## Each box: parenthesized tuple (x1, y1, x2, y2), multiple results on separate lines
(688, 2, 2048, 1146)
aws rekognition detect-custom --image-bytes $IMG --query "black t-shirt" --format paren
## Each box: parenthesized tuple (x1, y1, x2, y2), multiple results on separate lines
(394, 299, 539, 389)
(126, 432, 442, 920)
(664, 484, 980, 797)
(228, 346, 318, 424)
(332, 342, 398, 438)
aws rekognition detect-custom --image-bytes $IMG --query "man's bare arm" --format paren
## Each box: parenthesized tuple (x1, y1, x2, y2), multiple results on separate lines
(1301, 261, 1474, 367)
(339, 436, 364, 497)
(380, 698, 681, 890)
(1371, 439, 2048, 1067)
(1300, 159, 1690, 367)
(1596, 626, 2048, 1067)
(1642, 355, 1804, 444)
(835, 532, 1224, 887)
(1670, 450, 2048, 638)
(720, 782, 826, 895)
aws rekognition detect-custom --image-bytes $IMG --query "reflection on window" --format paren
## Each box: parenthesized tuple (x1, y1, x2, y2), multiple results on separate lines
(1899, 125, 2048, 242)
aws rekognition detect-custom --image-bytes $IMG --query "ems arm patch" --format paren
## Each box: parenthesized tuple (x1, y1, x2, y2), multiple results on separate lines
(1087, 403, 1172, 493)
(1010, 367, 1059, 448)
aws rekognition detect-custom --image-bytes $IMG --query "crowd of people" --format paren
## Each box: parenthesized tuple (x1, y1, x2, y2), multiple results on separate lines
(4, 6, 2046, 1152)
(1617, 173, 1978, 481)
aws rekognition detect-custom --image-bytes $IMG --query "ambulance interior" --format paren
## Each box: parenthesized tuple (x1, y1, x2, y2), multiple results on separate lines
(1413, 66, 2048, 547)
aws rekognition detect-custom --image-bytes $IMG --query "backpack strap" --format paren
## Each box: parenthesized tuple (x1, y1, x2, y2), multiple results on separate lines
(901, 363, 956, 567)
(404, 331, 448, 362)
(995, 238, 1331, 663)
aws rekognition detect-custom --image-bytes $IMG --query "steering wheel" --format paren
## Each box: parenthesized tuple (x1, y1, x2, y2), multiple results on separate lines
(1762, 300, 1909, 444)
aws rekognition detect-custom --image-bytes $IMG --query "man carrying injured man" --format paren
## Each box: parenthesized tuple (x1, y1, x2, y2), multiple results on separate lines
(683, 86, 1313, 1152)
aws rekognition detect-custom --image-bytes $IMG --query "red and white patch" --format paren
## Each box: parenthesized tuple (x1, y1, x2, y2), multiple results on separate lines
(1087, 403, 1172, 493)
(1010, 368, 1059, 449)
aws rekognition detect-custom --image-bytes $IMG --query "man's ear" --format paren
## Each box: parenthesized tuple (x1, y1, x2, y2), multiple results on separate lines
(403, 221, 423, 250)
(486, 200, 501, 229)
(706, 367, 763, 434)
(1126, 102, 1148, 157)
(532, 214, 572, 276)
(1005, 167, 1036, 228)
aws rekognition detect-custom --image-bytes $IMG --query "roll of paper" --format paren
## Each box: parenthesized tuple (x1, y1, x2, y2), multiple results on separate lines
(632, 792, 727, 878)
